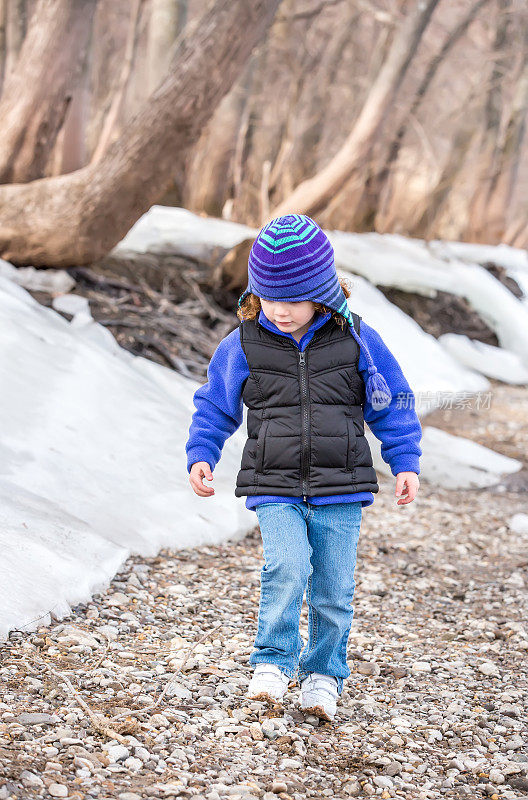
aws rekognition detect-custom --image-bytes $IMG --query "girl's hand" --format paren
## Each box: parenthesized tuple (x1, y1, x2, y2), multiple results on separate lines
(395, 472, 419, 505)
(189, 461, 215, 497)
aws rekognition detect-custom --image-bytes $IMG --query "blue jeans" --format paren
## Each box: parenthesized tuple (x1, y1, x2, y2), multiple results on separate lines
(250, 500, 362, 695)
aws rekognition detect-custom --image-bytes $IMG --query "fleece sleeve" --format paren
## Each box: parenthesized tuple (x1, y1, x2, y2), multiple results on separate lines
(357, 320, 422, 476)
(185, 327, 250, 473)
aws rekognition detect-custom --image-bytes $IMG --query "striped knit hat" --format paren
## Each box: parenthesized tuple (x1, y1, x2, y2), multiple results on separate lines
(238, 214, 392, 410)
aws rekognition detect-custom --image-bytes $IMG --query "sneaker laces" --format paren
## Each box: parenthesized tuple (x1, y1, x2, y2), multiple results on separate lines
(302, 673, 338, 699)
(254, 664, 289, 682)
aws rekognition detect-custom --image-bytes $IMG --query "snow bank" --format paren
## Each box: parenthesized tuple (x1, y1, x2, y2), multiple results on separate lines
(341, 274, 489, 413)
(438, 333, 528, 384)
(411, 427, 522, 490)
(113, 205, 256, 261)
(2, 207, 526, 637)
(0, 275, 254, 639)
(0, 257, 75, 294)
(328, 230, 528, 366)
(428, 239, 528, 307)
(113, 206, 524, 487)
(114, 207, 528, 376)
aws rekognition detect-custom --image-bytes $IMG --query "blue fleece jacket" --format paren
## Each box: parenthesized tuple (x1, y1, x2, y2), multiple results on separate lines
(185, 309, 422, 511)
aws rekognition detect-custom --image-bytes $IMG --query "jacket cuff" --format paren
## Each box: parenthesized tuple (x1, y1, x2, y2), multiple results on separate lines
(389, 455, 421, 477)
(186, 448, 216, 474)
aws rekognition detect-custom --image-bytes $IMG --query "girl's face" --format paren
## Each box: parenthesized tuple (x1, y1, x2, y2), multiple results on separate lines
(259, 298, 316, 333)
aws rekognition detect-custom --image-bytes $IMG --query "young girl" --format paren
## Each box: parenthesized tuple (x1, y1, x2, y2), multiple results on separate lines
(186, 214, 421, 721)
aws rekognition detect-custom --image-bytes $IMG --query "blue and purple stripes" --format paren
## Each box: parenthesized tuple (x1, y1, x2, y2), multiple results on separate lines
(237, 214, 393, 411)
(240, 214, 342, 307)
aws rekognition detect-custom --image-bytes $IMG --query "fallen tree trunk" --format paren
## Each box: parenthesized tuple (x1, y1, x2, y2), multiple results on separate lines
(0, 0, 282, 266)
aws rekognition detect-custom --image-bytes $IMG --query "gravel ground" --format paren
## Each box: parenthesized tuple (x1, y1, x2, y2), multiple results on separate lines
(1, 384, 527, 800)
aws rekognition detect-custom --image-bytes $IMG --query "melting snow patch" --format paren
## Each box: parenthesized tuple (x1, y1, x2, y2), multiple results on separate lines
(0, 273, 253, 639)
(417, 426, 522, 489)
(508, 513, 528, 535)
(438, 333, 528, 385)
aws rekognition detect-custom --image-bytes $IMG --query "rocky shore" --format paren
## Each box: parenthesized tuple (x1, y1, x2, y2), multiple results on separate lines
(1, 384, 527, 800)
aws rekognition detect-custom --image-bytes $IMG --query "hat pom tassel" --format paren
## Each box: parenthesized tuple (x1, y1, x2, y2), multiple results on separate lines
(366, 366, 392, 411)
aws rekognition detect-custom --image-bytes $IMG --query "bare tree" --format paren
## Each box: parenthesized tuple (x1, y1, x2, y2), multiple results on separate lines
(0, 0, 98, 183)
(370, 0, 493, 233)
(0, 0, 283, 266)
(90, 0, 143, 164)
(411, 111, 478, 237)
(466, 0, 528, 242)
(0, 0, 28, 89)
(269, 0, 441, 219)
(147, 0, 187, 94)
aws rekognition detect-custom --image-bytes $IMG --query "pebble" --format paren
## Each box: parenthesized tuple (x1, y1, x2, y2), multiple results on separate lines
(504, 734, 524, 750)
(249, 722, 264, 740)
(16, 712, 60, 725)
(164, 681, 192, 699)
(342, 780, 361, 796)
(356, 661, 380, 676)
(123, 757, 143, 771)
(1, 421, 527, 800)
(261, 719, 277, 739)
(105, 745, 130, 762)
(55, 625, 100, 648)
(20, 771, 44, 787)
(48, 785, 68, 798)
(489, 769, 505, 784)
(479, 661, 499, 676)
(373, 776, 393, 788)
(107, 592, 131, 606)
(411, 661, 431, 673)
(279, 757, 302, 769)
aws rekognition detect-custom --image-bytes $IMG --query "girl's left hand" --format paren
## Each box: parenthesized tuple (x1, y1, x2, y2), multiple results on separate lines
(395, 472, 420, 505)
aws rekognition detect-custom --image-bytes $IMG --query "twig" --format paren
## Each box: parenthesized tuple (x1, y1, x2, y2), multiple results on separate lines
(69, 266, 144, 294)
(32, 656, 130, 744)
(6, 604, 63, 637)
(180, 271, 232, 323)
(134, 334, 195, 377)
(109, 623, 223, 723)
(89, 639, 111, 671)
(277, 0, 345, 22)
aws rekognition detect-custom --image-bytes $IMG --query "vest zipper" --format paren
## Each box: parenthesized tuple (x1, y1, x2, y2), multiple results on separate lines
(299, 349, 309, 501)
(255, 318, 333, 500)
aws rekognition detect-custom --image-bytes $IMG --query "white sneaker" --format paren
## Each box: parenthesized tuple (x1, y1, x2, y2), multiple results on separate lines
(300, 672, 339, 721)
(246, 663, 290, 704)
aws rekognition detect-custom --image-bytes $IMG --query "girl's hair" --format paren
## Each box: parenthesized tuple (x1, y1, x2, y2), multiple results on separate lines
(237, 276, 352, 329)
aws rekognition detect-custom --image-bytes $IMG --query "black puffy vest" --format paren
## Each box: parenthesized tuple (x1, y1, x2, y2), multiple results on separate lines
(234, 313, 379, 498)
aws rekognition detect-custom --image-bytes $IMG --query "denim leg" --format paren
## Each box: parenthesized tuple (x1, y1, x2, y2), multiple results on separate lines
(298, 502, 362, 695)
(250, 502, 311, 679)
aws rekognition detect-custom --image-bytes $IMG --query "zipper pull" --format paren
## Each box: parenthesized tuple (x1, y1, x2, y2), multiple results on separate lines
(299, 351, 305, 364)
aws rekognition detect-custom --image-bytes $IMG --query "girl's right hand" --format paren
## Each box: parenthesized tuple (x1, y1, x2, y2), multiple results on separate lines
(189, 461, 215, 497)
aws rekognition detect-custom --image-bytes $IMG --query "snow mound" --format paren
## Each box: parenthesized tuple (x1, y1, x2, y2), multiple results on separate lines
(428, 239, 528, 307)
(114, 206, 528, 377)
(113, 205, 256, 260)
(0, 274, 253, 639)
(343, 275, 489, 412)
(508, 513, 528, 535)
(328, 230, 528, 366)
(2, 207, 527, 637)
(438, 333, 528, 385)
(415, 426, 522, 489)
(0, 257, 75, 294)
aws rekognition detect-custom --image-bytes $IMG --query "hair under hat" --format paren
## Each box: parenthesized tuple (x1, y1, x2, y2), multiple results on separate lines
(238, 214, 392, 411)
